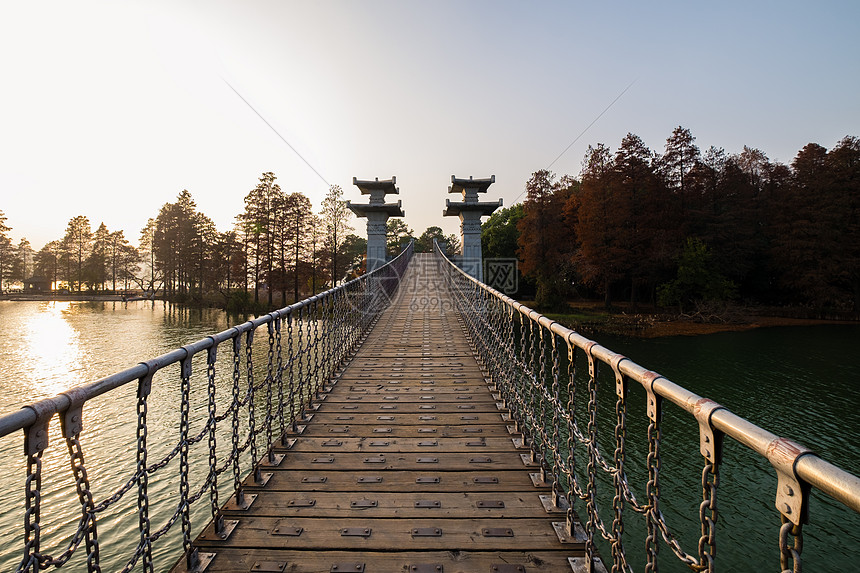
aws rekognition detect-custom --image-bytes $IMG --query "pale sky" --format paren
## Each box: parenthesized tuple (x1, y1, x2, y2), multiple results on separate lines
(2, 1, 858, 250)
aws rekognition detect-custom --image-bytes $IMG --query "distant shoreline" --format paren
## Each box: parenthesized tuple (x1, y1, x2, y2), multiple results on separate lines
(0, 294, 146, 302)
(531, 301, 860, 339)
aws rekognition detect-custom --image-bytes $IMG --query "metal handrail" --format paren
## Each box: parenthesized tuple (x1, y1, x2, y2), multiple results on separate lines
(0, 240, 414, 573)
(433, 240, 860, 572)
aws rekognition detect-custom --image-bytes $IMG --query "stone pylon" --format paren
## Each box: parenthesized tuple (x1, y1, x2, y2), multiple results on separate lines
(347, 177, 405, 272)
(443, 175, 502, 282)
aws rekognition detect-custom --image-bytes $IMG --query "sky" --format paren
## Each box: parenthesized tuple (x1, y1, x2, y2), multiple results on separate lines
(2, 1, 858, 250)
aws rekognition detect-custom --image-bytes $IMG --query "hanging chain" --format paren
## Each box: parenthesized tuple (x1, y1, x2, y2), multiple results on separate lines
(296, 306, 305, 421)
(231, 335, 243, 505)
(288, 313, 297, 430)
(698, 462, 719, 572)
(136, 373, 154, 573)
(274, 316, 286, 444)
(265, 321, 275, 458)
(585, 347, 599, 567)
(645, 392, 662, 573)
(19, 450, 43, 573)
(550, 332, 563, 507)
(206, 344, 223, 535)
(245, 329, 259, 480)
(779, 518, 803, 573)
(611, 366, 629, 573)
(178, 356, 195, 567)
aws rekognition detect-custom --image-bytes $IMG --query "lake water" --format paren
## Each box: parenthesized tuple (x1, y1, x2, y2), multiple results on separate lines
(0, 300, 857, 571)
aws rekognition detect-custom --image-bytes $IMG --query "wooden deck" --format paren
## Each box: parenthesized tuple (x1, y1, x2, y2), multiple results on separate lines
(180, 254, 584, 572)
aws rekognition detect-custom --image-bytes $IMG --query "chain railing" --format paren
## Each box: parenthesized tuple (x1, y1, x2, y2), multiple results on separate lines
(433, 241, 860, 573)
(0, 241, 413, 573)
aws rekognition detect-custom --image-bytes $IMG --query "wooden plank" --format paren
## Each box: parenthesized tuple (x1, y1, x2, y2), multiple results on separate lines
(223, 491, 563, 519)
(240, 452, 534, 474)
(194, 517, 570, 551)
(232, 470, 546, 493)
(283, 437, 521, 452)
(189, 549, 580, 572)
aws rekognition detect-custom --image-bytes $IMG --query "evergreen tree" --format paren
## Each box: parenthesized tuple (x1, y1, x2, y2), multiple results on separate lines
(321, 185, 353, 286)
(62, 215, 92, 292)
(0, 211, 11, 294)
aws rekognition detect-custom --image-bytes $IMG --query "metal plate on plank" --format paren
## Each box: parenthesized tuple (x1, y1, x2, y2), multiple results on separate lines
(357, 476, 382, 483)
(335, 416, 354, 421)
(491, 565, 525, 573)
(331, 562, 365, 572)
(288, 499, 316, 507)
(369, 440, 389, 446)
(412, 527, 442, 537)
(419, 405, 436, 410)
(419, 416, 437, 421)
(417, 457, 438, 463)
(414, 500, 441, 508)
(350, 499, 378, 508)
(470, 457, 492, 463)
(373, 427, 392, 433)
(482, 527, 514, 537)
(384, 396, 398, 400)
(418, 440, 438, 447)
(313, 457, 334, 463)
(364, 456, 386, 463)
(416, 476, 440, 483)
(271, 522, 303, 536)
(457, 396, 473, 400)
(418, 428, 437, 433)
(461, 416, 478, 420)
(329, 427, 349, 433)
(408, 565, 443, 573)
(458, 405, 475, 410)
(477, 500, 505, 508)
(341, 405, 358, 410)
(301, 476, 327, 483)
(380, 405, 397, 410)
(420, 396, 435, 400)
(463, 428, 483, 433)
(341, 527, 371, 537)
(377, 416, 395, 421)
(322, 440, 343, 447)
(252, 561, 286, 572)
(474, 476, 499, 483)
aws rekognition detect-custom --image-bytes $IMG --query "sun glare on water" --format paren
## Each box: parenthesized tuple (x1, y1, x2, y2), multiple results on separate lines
(20, 302, 85, 399)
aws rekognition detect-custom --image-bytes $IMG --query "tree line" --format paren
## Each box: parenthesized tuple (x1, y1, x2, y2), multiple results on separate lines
(0, 173, 364, 311)
(0, 171, 466, 311)
(483, 129, 860, 314)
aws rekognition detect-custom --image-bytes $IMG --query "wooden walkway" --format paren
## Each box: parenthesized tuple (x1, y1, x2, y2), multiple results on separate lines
(180, 254, 584, 572)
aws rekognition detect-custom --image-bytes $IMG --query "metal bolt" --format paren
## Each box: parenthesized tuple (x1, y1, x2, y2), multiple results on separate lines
(784, 485, 794, 496)
(783, 503, 792, 515)
(704, 435, 710, 443)
(704, 449, 711, 458)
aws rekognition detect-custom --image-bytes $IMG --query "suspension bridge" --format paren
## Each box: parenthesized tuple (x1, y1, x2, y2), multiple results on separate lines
(1, 243, 859, 573)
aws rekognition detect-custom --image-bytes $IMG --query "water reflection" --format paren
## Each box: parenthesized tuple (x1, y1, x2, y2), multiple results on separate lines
(19, 302, 84, 399)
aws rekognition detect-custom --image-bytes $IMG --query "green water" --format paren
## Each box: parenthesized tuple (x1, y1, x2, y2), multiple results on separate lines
(0, 301, 857, 571)
(585, 326, 860, 571)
